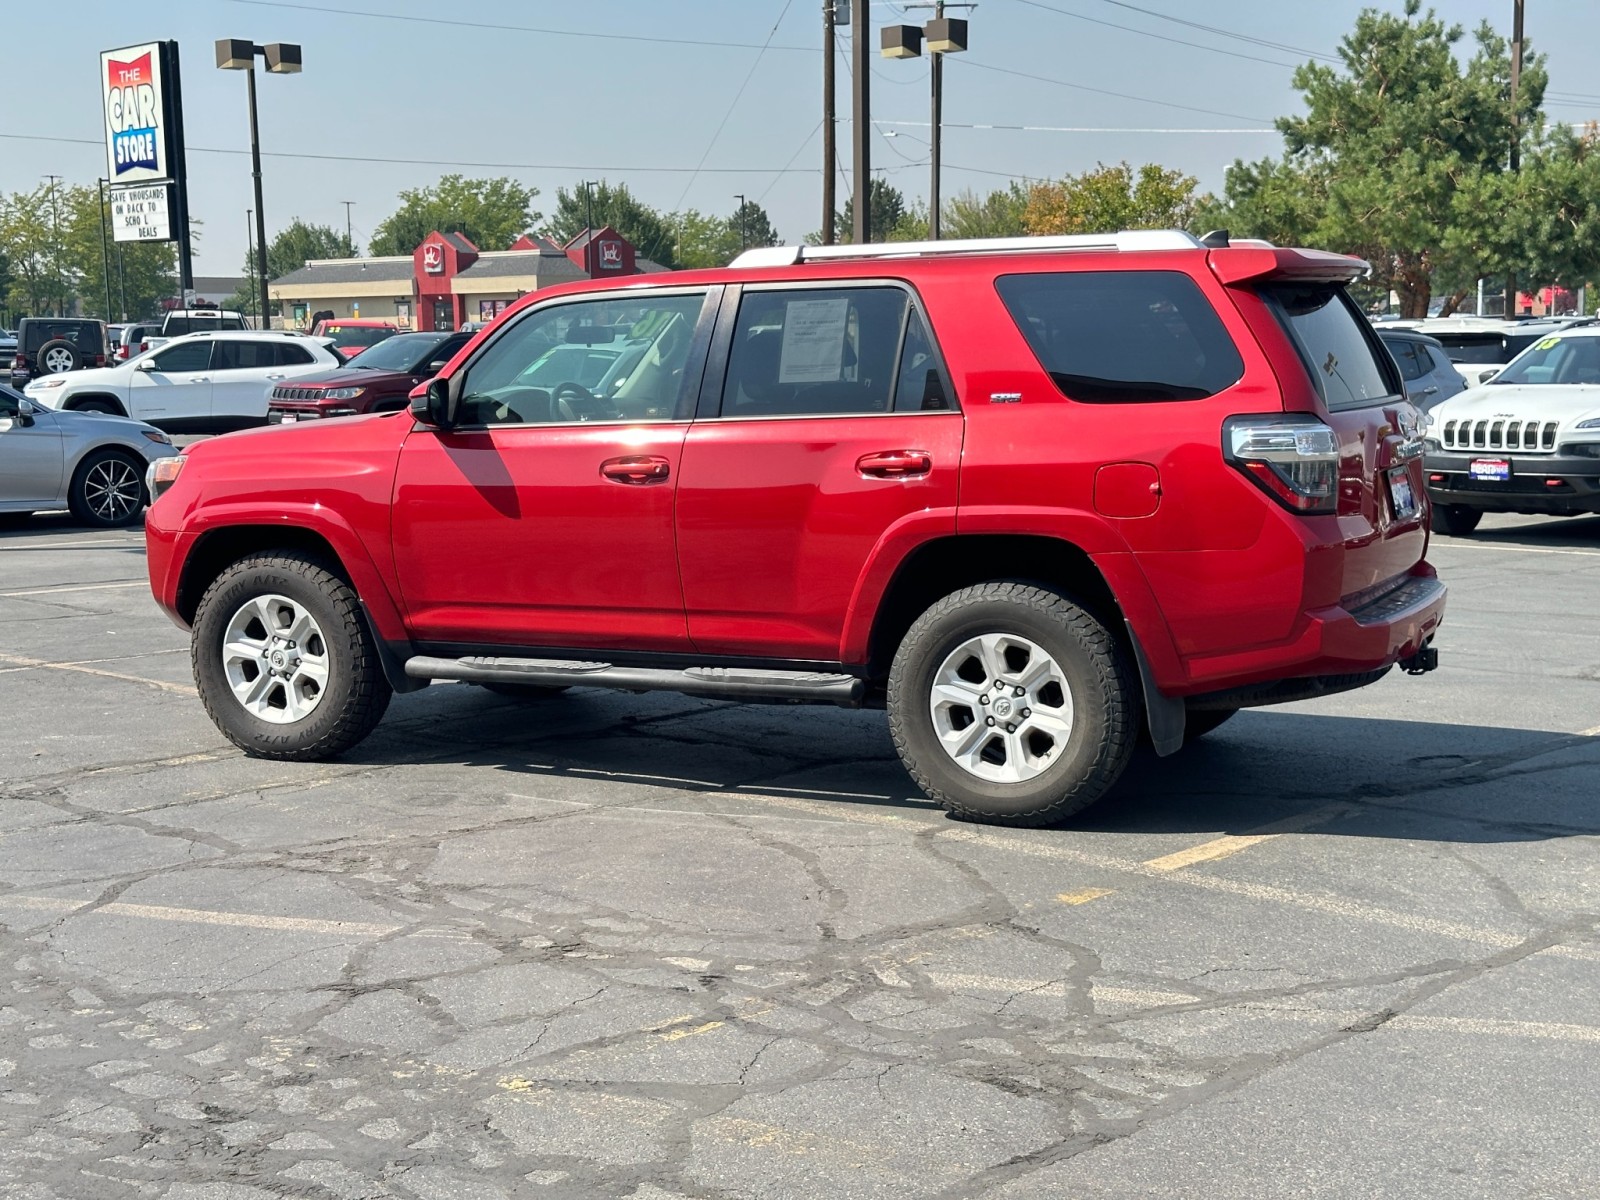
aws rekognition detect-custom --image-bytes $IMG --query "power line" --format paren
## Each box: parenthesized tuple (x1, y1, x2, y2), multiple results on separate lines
(875, 119, 1276, 135)
(756, 119, 824, 204)
(674, 0, 797, 208)
(1089, 0, 1340, 63)
(222, 0, 817, 53)
(0, 130, 820, 175)
(1013, 0, 1299, 68)
(954, 58, 1271, 123)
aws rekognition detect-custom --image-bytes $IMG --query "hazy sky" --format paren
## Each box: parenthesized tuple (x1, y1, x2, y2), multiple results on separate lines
(10, 0, 1599, 272)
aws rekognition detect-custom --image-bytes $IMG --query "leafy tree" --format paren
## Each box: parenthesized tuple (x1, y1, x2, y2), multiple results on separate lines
(369, 175, 541, 256)
(942, 185, 1029, 239)
(548, 181, 678, 269)
(60, 184, 177, 321)
(231, 219, 354, 314)
(668, 198, 780, 269)
(0, 183, 64, 317)
(1023, 162, 1200, 236)
(832, 178, 908, 243)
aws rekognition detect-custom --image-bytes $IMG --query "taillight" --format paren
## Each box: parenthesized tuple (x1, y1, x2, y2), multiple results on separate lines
(1223, 415, 1339, 515)
(95, 353, 106, 367)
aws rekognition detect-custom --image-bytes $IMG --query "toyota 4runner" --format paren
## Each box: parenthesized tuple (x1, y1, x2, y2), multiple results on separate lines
(145, 230, 1445, 827)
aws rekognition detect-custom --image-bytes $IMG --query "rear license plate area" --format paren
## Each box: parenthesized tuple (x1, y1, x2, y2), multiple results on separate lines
(1388, 466, 1420, 521)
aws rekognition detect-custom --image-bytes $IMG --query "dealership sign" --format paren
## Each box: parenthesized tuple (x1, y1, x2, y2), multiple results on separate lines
(110, 183, 174, 243)
(103, 43, 170, 183)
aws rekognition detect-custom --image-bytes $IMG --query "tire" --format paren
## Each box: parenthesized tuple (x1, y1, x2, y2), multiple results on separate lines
(73, 399, 121, 416)
(192, 553, 392, 761)
(1431, 504, 1482, 536)
(1182, 707, 1238, 742)
(887, 582, 1140, 827)
(37, 339, 81, 374)
(478, 682, 570, 699)
(67, 449, 146, 528)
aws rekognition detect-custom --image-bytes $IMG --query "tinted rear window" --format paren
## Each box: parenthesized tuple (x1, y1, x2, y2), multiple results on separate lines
(1430, 333, 1509, 364)
(995, 271, 1243, 402)
(25, 322, 103, 351)
(164, 314, 243, 336)
(1269, 284, 1398, 409)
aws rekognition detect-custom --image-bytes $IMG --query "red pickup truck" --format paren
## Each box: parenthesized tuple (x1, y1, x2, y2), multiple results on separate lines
(146, 230, 1443, 827)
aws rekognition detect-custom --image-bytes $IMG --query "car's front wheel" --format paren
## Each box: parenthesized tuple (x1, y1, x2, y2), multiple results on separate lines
(192, 553, 391, 760)
(68, 449, 146, 527)
(1431, 504, 1482, 536)
(888, 582, 1139, 827)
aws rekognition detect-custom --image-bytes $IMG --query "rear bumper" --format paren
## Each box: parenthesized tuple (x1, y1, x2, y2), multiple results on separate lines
(1423, 451, 1600, 514)
(1172, 565, 1446, 697)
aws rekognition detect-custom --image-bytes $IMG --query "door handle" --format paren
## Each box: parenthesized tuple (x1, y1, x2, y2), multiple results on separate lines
(1419, 385, 1439, 397)
(600, 455, 671, 484)
(857, 449, 932, 478)
(265, 373, 287, 380)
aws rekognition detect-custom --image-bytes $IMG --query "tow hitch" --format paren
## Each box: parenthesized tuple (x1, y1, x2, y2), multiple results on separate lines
(1400, 642, 1439, 675)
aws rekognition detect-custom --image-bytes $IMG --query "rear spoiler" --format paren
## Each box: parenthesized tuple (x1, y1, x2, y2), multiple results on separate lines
(1208, 246, 1370, 286)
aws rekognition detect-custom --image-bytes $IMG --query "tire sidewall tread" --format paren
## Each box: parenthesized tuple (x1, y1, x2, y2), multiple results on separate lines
(887, 581, 1139, 827)
(192, 553, 390, 761)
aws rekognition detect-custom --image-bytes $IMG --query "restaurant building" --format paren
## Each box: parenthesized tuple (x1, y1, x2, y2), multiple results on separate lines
(267, 227, 666, 330)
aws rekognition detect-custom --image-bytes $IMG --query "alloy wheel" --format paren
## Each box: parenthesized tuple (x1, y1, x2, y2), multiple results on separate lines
(43, 347, 75, 373)
(82, 458, 141, 522)
(928, 633, 1075, 784)
(221, 594, 331, 724)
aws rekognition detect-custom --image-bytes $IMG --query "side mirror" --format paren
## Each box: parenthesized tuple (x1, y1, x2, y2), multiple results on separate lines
(134, 359, 156, 372)
(409, 376, 455, 429)
(1480, 368, 1499, 382)
(426, 360, 448, 373)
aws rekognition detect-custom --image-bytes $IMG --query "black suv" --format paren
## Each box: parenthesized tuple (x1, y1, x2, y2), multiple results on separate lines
(11, 318, 109, 386)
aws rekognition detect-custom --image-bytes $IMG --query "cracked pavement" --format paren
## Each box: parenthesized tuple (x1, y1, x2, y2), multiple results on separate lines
(1, 512, 1599, 1198)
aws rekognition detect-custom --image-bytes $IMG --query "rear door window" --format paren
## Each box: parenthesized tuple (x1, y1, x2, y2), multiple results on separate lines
(1386, 338, 1425, 381)
(995, 270, 1244, 402)
(1268, 284, 1399, 410)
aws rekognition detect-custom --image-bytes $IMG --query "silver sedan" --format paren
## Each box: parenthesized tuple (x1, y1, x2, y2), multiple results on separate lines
(0, 386, 179, 528)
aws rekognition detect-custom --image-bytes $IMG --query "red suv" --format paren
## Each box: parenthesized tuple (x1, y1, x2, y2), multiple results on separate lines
(145, 230, 1444, 827)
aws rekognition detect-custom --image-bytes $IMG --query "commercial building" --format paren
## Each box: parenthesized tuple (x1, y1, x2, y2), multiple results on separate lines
(267, 228, 666, 330)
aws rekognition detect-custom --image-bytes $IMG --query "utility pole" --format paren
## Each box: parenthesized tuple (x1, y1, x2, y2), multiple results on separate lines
(96, 179, 113, 321)
(342, 201, 355, 254)
(45, 175, 63, 316)
(734, 193, 747, 249)
(821, 0, 837, 244)
(851, 0, 870, 243)
(1506, 0, 1525, 316)
(581, 180, 599, 278)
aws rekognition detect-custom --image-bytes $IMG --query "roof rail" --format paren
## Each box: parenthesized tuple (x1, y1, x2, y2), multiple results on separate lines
(729, 229, 1203, 269)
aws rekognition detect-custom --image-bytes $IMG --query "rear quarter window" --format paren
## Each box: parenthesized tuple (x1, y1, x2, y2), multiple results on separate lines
(1268, 284, 1399, 410)
(995, 270, 1244, 402)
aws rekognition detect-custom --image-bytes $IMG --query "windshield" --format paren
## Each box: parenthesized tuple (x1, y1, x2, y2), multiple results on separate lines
(323, 325, 396, 350)
(350, 333, 450, 372)
(1491, 335, 1600, 386)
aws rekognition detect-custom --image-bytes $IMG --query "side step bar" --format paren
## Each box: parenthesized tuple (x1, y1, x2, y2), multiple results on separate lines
(404, 655, 866, 707)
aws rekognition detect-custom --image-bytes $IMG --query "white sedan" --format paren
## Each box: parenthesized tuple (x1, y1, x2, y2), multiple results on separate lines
(23, 332, 341, 433)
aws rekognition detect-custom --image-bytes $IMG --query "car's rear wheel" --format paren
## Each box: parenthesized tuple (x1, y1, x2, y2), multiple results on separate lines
(888, 582, 1139, 827)
(192, 553, 391, 760)
(68, 449, 146, 527)
(1431, 504, 1482, 536)
(38, 340, 81, 374)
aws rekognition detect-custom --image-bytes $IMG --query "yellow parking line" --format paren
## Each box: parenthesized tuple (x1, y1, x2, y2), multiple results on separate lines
(1144, 834, 1276, 872)
(1057, 887, 1114, 905)
(0, 652, 196, 695)
(0, 894, 401, 937)
(0, 580, 146, 597)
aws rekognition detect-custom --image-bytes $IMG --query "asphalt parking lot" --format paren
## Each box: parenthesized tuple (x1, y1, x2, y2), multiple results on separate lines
(1, 511, 1598, 1199)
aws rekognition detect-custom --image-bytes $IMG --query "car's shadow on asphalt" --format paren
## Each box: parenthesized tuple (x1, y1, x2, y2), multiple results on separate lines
(349, 684, 1599, 844)
(1433, 512, 1600, 549)
(0, 512, 146, 541)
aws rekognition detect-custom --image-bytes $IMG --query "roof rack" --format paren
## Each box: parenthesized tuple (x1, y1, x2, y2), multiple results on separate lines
(729, 229, 1203, 269)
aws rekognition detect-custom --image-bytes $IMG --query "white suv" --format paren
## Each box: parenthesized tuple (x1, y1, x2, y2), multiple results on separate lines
(1422, 325, 1600, 534)
(22, 332, 340, 433)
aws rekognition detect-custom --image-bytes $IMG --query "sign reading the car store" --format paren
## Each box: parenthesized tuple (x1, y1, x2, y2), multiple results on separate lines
(101, 41, 183, 245)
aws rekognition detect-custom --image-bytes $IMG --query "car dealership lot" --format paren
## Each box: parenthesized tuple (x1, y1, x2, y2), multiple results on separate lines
(1, 516, 1598, 1199)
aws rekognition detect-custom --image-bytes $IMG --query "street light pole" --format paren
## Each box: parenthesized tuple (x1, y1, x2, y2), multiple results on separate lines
(217, 39, 302, 330)
(96, 179, 113, 321)
(581, 180, 599, 278)
(883, 4, 971, 241)
(246, 209, 256, 328)
(44, 175, 63, 316)
(734, 193, 747, 250)
(821, 0, 837, 244)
